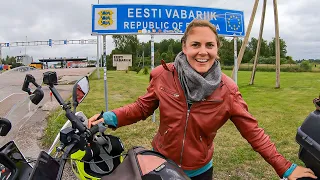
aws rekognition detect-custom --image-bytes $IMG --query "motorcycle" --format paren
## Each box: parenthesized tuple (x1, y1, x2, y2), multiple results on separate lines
(0, 71, 190, 180)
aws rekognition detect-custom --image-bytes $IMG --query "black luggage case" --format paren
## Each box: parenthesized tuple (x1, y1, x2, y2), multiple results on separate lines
(296, 110, 320, 176)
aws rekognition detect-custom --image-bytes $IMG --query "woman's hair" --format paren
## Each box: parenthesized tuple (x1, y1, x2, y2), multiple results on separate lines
(181, 19, 220, 48)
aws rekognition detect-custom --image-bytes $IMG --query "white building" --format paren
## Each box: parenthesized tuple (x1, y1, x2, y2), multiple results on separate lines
(16, 55, 33, 65)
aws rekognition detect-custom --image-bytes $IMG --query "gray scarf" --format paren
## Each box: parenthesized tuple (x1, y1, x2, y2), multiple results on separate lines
(174, 52, 222, 102)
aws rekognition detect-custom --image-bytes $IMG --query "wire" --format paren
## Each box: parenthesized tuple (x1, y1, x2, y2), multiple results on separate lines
(61, 153, 128, 164)
(22, 153, 128, 164)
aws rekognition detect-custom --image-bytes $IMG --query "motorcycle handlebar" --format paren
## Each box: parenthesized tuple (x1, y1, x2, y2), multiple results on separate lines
(89, 124, 99, 135)
(65, 109, 86, 133)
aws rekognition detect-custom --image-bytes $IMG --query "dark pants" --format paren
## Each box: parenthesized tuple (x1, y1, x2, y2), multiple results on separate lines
(190, 167, 213, 180)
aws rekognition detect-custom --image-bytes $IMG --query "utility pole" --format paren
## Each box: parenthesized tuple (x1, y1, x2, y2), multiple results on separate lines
(25, 36, 27, 56)
(142, 49, 145, 68)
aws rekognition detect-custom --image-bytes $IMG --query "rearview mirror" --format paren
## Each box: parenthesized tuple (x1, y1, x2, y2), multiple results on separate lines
(72, 76, 90, 108)
(0, 118, 11, 136)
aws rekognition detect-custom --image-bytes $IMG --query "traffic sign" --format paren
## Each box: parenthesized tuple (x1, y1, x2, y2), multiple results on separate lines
(91, 4, 245, 36)
(48, 39, 52, 46)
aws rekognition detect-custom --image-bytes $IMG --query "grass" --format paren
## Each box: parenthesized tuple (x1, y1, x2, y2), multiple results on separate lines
(42, 69, 320, 180)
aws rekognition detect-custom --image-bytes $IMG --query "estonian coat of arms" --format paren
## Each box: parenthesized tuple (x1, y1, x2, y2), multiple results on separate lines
(98, 10, 114, 27)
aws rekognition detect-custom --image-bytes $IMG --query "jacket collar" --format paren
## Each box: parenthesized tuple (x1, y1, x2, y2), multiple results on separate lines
(161, 60, 175, 72)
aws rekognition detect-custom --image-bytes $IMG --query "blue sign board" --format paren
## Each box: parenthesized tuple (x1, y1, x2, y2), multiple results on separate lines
(91, 4, 245, 36)
(48, 39, 52, 46)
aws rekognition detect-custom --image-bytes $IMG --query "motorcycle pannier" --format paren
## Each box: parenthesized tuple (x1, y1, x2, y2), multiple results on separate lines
(296, 110, 320, 176)
(101, 146, 190, 180)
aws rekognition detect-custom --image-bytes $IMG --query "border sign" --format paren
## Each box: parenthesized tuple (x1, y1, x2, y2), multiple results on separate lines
(91, 4, 245, 36)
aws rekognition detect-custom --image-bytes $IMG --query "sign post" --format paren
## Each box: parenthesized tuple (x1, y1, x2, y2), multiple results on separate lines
(103, 35, 108, 111)
(233, 36, 238, 84)
(150, 34, 156, 122)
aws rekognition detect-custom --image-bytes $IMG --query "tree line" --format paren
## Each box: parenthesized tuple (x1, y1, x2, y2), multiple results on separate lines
(102, 35, 296, 70)
(0, 56, 23, 68)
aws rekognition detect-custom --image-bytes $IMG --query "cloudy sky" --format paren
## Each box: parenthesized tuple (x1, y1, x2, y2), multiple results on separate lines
(0, 0, 319, 62)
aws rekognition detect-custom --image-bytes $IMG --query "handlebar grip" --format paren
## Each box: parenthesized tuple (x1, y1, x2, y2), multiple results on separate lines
(97, 111, 104, 120)
(65, 109, 86, 133)
(89, 125, 100, 135)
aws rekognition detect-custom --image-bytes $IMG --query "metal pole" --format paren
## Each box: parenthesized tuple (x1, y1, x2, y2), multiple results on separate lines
(103, 35, 108, 111)
(96, 0, 100, 79)
(25, 36, 27, 56)
(151, 35, 155, 69)
(151, 35, 156, 122)
(233, 36, 238, 84)
(142, 50, 145, 68)
(96, 36, 100, 79)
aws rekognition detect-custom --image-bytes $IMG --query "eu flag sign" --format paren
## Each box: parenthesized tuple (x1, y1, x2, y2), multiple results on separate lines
(225, 13, 243, 34)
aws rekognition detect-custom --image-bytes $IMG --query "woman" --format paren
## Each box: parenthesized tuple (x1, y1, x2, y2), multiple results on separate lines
(88, 19, 317, 180)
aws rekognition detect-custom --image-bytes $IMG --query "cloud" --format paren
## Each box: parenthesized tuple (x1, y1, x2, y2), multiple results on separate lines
(0, 0, 319, 62)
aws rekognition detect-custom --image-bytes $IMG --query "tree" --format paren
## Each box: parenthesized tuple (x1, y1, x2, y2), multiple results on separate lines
(161, 52, 168, 60)
(154, 50, 161, 66)
(112, 35, 140, 66)
(286, 56, 296, 66)
(218, 37, 234, 65)
(167, 44, 175, 62)
(268, 37, 287, 58)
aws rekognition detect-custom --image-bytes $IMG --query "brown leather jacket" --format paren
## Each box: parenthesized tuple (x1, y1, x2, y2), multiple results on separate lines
(112, 62, 291, 177)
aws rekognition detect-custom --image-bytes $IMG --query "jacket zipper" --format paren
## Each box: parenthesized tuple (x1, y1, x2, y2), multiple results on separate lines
(179, 108, 190, 166)
(199, 135, 208, 158)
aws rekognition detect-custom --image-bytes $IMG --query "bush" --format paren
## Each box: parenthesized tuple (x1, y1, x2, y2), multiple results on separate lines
(221, 64, 312, 72)
(249, 56, 287, 64)
(129, 66, 142, 74)
(300, 61, 312, 71)
(143, 67, 149, 75)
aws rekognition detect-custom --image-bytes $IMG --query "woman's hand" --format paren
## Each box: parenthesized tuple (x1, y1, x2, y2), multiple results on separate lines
(313, 98, 320, 110)
(88, 114, 104, 128)
(288, 166, 317, 180)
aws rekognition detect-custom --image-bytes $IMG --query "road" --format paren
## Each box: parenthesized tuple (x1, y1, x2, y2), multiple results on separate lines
(0, 68, 95, 180)
(0, 67, 95, 179)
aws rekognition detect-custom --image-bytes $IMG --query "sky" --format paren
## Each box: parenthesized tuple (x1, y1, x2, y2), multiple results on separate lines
(0, 0, 319, 62)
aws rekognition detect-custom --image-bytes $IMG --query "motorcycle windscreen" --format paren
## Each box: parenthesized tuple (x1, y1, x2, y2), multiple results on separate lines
(0, 141, 33, 179)
(28, 151, 60, 180)
(0, 93, 43, 148)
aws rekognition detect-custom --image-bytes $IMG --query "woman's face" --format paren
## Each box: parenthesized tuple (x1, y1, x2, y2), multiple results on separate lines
(182, 27, 218, 74)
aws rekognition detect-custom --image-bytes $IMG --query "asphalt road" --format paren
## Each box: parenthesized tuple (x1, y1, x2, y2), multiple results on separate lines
(0, 67, 95, 156)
